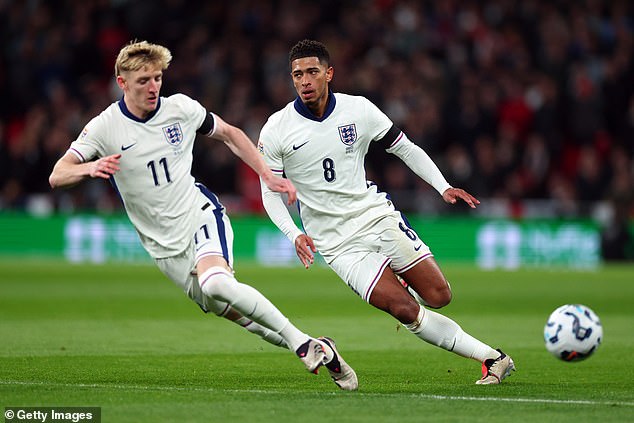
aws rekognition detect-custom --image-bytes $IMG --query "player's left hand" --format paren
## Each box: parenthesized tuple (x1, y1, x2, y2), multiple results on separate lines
(262, 174, 297, 205)
(442, 187, 480, 209)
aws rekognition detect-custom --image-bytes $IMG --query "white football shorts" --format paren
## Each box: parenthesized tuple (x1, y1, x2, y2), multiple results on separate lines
(154, 194, 235, 315)
(325, 212, 432, 303)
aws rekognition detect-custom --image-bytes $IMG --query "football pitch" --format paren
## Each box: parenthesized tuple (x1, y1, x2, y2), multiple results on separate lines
(1, 260, 633, 422)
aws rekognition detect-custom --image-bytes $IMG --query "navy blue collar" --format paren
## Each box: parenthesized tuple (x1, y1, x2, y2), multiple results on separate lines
(293, 90, 336, 122)
(118, 96, 161, 123)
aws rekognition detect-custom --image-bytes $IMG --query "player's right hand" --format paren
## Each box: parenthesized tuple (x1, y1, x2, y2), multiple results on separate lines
(442, 187, 480, 208)
(90, 154, 121, 179)
(262, 173, 297, 205)
(295, 234, 316, 269)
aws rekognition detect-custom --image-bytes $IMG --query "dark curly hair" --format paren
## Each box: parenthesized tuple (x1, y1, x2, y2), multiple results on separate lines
(289, 39, 330, 67)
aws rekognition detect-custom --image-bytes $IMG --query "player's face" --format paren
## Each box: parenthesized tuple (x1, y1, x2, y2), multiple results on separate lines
(291, 57, 333, 116)
(117, 64, 163, 119)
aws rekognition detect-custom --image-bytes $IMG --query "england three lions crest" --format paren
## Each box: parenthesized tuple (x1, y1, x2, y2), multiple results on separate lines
(338, 124, 357, 146)
(163, 123, 183, 146)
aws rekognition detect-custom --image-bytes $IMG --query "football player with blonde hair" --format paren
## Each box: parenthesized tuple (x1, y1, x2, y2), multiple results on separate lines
(49, 40, 357, 390)
(114, 40, 172, 77)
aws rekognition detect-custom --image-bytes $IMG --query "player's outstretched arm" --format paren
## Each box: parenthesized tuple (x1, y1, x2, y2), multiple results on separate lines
(387, 134, 452, 196)
(210, 114, 296, 204)
(260, 173, 297, 205)
(388, 135, 480, 208)
(49, 153, 121, 189)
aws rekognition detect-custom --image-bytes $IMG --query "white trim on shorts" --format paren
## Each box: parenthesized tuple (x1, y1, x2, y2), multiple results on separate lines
(392, 252, 433, 274)
(363, 258, 391, 302)
(325, 212, 433, 304)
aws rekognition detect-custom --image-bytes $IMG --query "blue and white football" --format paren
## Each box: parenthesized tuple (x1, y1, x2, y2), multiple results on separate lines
(544, 304, 602, 362)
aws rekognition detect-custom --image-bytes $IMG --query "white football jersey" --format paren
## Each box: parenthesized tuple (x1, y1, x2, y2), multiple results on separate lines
(259, 92, 396, 255)
(68, 94, 212, 258)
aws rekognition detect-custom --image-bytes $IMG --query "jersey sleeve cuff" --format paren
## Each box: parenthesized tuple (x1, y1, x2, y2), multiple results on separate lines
(289, 228, 304, 244)
(68, 148, 86, 163)
(437, 183, 453, 196)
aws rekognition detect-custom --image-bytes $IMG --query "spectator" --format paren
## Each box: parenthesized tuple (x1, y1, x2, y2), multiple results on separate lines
(0, 0, 631, 222)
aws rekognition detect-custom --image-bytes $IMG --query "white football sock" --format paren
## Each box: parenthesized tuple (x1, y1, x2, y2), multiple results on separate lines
(199, 267, 308, 351)
(277, 321, 311, 352)
(404, 305, 499, 362)
(234, 316, 288, 348)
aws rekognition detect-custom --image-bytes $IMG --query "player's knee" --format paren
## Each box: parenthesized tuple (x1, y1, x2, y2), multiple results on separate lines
(425, 283, 452, 309)
(198, 266, 237, 302)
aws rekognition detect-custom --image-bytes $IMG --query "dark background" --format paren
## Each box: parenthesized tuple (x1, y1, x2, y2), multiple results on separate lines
(1, 1, 632, 252)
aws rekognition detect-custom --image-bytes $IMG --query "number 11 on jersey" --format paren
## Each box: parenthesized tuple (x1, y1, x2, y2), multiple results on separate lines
(147, 157, 172, 186)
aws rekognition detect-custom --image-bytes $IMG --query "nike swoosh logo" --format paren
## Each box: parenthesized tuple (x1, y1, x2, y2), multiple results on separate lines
(292, 141, 309, 150)
(414, 244, 422, 251)
(121, 143, 137, 151)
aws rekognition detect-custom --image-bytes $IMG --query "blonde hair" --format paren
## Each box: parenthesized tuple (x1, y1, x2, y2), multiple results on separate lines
(114, 40, 172, 77)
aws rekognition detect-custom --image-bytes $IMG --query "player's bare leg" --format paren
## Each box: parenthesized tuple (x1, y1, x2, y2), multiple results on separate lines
(369, 263, 513, 383)
(399, 257, 451, 309)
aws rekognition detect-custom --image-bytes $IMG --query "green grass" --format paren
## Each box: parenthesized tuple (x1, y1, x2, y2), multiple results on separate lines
(1, 259, 633, 422)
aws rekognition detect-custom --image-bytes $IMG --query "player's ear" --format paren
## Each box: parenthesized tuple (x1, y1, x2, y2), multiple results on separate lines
(326, 66, 334, 83)
(116, 75, 126, 90)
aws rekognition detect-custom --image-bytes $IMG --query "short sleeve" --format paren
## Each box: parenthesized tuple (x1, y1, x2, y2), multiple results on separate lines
(363, 98, 394, 142)
(67, 115, 107, 162)
(171, 93, 207, 131)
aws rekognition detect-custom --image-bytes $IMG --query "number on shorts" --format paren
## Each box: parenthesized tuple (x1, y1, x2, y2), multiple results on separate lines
(399, 222, 417, 241)
(194, 224, 210, 245)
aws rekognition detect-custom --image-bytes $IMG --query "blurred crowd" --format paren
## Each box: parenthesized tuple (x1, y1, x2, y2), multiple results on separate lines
(1, 0, 633, 227)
